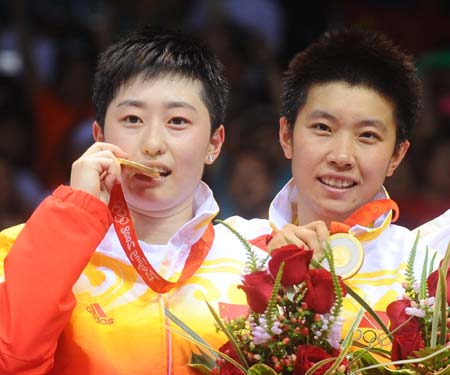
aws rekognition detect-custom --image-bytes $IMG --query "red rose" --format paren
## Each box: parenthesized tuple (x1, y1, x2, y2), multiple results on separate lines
(268, 245, 313, 287)
(386, 299, 412, 330)
(295, 345, 345, 375)
(238, 271, 274, 313)
(386, 299, 425, 361)
(218, 341, 242, 375)
(303, 269, 346, 314)
(390, 325, 425, 361)
(427, 265, 450, 305)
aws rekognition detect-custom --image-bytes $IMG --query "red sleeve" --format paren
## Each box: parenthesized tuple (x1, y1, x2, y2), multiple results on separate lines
(0, 185, 112, 374)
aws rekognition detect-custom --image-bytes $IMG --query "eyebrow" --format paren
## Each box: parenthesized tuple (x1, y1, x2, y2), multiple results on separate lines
(306, 109, 388, 133)
(116, 99, 147, 109)
(116, 99, 198, 113)
(165, 101, 198, 112)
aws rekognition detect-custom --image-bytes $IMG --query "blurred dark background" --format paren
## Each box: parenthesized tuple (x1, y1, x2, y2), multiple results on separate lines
(0, 0, 449, 229)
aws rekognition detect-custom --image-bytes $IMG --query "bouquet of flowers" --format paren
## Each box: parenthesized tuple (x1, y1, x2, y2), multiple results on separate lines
(351, 237, 450, 374)
(212, 240, 349, 375)
(167, 222, 354, 375)
(167, 225, 449, 374)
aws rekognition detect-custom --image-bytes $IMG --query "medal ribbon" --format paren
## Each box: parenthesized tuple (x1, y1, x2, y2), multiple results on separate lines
(327, 199, 398, 278)
(329, 199, 399, 235)
(109, 184, 215, 293)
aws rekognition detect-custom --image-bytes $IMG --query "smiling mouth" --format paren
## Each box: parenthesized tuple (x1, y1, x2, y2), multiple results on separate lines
(319, 177, 357, 189)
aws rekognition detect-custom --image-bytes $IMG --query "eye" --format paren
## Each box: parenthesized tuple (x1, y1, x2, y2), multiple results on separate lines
(124, 115, 142, 124)
(360, 131, 380, 141)
(169, 117, 190, 126)
(313, 123, 331, 132)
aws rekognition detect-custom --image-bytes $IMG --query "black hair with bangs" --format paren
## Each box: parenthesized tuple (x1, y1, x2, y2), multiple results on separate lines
(92, 26, 229, 131)
(281, 28, 422, 144)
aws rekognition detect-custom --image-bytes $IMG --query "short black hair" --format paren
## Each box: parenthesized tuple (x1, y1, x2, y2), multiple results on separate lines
(92, 26, 229, 132)
(281, 28, 422, 144)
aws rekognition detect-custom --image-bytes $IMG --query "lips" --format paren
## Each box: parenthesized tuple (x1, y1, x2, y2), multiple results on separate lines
(131, 163, 171, 179)
(319, 176, 357, 189)
(142, 163, 171, 178)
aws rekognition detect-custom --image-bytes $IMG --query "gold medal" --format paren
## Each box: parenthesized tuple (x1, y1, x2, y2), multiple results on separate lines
(322, 233, 364, 279)
(117, 158, 160, 178)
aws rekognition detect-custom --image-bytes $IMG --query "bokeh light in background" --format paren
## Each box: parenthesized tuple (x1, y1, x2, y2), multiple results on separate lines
(0, 0, 449, 229)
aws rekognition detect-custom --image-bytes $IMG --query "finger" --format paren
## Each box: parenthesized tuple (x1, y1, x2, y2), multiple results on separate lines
(71, 156, 121, 197)
(292, 228, 322, 254)
(267, 231, 306, 252)
(304, 221, 330, 250)
(82, 142, 128, 158)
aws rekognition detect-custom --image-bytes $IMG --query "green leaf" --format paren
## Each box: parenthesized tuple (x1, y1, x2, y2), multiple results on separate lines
(350, 343, 391, 359)
(350, 350, 419, 374)
(327, 308, 365, 375)
(166, 324, 247, 374)
(437, 267, 448, 346)
(305, 357, 337, 375)
(353, 344, 450, 374)
(265, 261, 284, 330)
(247, 363, 279, 375)
(205, 299, 249, 370)
(164, 308, 217, 360)
(430, 242, 450, 348)
(405, 231, 420, 288)
(419, 246, 429, 301)
(189, 350, 218, 374)
(215, 219, 266, 272)
(344, 285, 391, 339)
(438, 243, 450, 346)
(350, 350, 390, 374)
(188, 363, 213, 375)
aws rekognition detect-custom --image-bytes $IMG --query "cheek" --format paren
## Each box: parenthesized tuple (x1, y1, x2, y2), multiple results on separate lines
(361, 153, 393, 180)
(104, 131, 133, 150)
(174, 144, 208, 173)
(291, 146, 317, 173)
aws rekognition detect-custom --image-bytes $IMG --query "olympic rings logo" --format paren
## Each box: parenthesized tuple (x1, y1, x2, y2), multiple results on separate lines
(110, 201, 129, 225)
(353, 328, 390, 346)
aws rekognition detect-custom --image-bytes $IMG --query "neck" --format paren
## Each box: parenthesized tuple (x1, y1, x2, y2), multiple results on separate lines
(129, 200, 194, 245)
(295, 201, 347, 227)
(296, 211, 342, 227)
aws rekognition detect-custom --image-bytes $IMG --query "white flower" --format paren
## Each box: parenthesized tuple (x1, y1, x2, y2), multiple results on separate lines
(252, 325, 271, 345)
(327, 316, 344, 349)
(271, 321, 282, 335)
(405, 307, 426, 318)
(251, 316, 271, 345)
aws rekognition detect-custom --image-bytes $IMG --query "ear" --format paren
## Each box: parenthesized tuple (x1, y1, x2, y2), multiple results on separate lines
(279, 117, 293, 159)
(386, 140, 410, 177)
(92, 121, 105, 142)
(205, 125, 225, 164)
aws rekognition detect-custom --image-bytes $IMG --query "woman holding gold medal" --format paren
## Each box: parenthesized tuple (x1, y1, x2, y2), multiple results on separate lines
(0, 26, 270, 374)
(246, 28, 448, 352)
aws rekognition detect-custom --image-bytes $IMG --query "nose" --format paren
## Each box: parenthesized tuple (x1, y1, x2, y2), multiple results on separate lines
(326, 135, 355, 169)
(141, 125, 166, 157)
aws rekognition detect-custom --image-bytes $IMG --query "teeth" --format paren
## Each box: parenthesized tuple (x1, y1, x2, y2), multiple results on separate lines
(321, 177, 354, 188)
